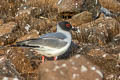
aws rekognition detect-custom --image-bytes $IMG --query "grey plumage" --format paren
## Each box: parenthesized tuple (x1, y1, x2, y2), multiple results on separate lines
(15, 32, 68, 49)
(40, 32, 67, 39)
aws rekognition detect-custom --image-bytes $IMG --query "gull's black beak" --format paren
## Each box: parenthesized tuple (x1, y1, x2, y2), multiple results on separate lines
(72, 27, 78, 31)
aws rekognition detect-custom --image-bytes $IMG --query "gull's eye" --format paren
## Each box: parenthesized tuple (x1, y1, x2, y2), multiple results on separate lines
(66, 24, 71, 28)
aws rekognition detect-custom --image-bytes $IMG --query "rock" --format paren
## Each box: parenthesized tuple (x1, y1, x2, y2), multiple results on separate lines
(0, 55, 6, 64)
(15, 12, 31, 32)
(26, 0, 58, 8)
(88, 49, 106, 57)
(15, 11, 54, 34)
(16, 29, 39, 42)
(6, 47, 34, 74)
(0, 47, 39, 80)
(73, 17, 120, 45)
(26, 0, 84, 13)
(0, 21, 24, 46)
(0, 30, 23, 46)
(0, 48, 5, 55)
(15, 7, 33, 17)
(0, 19, 4, 25)
(0, 0, 24, 19)
(114, 15, 120, 23)
(57, 0, 84, 13)
(113, 33, 120, 44)
(85, 44, 120, 80)
(99, 0, 120, 13)
(0, 22, 16, 36)
(80, 0, 101, 18)
(70, 11, 93, 26)
(39, 55, 103, 80)
(6, 47, 39, 80)
(87, 49, 115, 60)
(0, 76, 19, 80)
(26, 0, 58, 19)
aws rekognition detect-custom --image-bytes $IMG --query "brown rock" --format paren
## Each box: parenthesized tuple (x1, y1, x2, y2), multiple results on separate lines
(0, 0, 24, 20)
(0, 46, 39, 80)
(7, 47, 34, 74)
(0, 55, 6, 64)
(0, 30, 24, 46)
(87, 49, 115, 60)
(78, 0, 101, 19)
(95, 17, 120, 37)
(70, 11, 93, 26)
(99, 0, 120, 13)
(26, 0, 58, 8)
(16, 29, 39, 42)
(16, 7, 33, 17)
(0, 49, 5, 55)
(39, 55, 103, 80)
(57, 0, 84, 13)
(15, 10, 54, 34)
(88, 49, 106, 57)
(0, 19, 4, 25)
(0, 21, 23, 46)
(26, 0, 84, 14)
(26, 0, 58, 18)
(73, 17, 120, 45)
(26, 0, 83, 12)
(115, 16, 120, 23)
(85, 44, 120, 80)
(0, 22, 16, 36)
(0, 76, 19, 80)
(113, 33, 120, 44)
(15, 12, 31, 31)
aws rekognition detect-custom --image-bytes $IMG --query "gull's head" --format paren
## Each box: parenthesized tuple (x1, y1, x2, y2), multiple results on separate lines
(57, 21, 75, 32)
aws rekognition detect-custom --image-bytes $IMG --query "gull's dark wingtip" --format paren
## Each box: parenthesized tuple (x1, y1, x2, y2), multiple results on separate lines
(10, 42, 40, 48)
(10, 44, 21, 47)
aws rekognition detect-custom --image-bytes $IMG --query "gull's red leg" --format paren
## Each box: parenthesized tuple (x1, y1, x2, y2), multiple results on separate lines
(54, 56, 57, 61)
(42, 56, 45, 63)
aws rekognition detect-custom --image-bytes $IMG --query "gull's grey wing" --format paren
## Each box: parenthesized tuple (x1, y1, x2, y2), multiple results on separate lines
(40, 32, 67, 39)
(15, 32, 67, 49)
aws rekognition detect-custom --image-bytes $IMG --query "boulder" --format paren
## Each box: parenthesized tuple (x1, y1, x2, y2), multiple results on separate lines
(39, 55, 103, 80)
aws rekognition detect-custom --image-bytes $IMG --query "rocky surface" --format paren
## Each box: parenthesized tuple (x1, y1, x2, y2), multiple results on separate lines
(99, 0, 120, 13)
(70, 11, 93, 26)
(0, 0, 120, 80)
(72, 17, 120, 45)
(0, 22, 17, 36)
(40, 55, 103, 80)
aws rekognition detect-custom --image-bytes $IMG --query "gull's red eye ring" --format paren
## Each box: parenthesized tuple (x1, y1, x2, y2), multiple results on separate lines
(66, 24, 71, 27)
